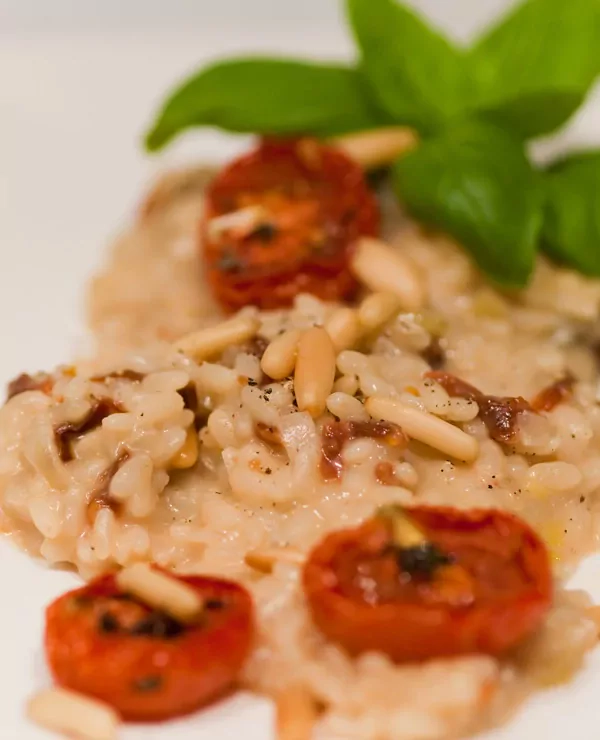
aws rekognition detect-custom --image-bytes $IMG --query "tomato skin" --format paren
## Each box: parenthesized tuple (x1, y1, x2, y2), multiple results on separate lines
(202, 138, 379, 311)
(45, 571, 254, 721)
(303, 507, 552, 662)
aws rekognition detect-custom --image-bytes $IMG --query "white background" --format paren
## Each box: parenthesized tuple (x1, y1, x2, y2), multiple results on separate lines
(1, 1, 600, 737)
(0, 0, 513, 37)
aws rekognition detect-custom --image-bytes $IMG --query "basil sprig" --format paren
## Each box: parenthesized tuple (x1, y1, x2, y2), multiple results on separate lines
(146, 59, 389, 151)
(394, 122, 543, 287)
(145, 0, 600, 287)
(470, 0, 600, 140)
(542, 152, 600, 276)
(346, 0, 472, 135)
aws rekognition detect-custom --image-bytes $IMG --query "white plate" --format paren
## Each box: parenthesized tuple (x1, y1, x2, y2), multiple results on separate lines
(2, 4, 600, 738)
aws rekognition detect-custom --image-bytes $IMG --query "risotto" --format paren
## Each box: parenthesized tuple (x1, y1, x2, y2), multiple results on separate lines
(3, 155, 600, 738)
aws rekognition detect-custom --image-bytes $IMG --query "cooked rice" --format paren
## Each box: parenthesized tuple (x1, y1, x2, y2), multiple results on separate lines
(3, 165, 600, 738)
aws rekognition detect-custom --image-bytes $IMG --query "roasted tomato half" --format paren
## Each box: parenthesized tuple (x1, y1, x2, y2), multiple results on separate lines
(45, 570, 254, 721)
(303, 506, 552, 662)
(202, 138, 379, 311)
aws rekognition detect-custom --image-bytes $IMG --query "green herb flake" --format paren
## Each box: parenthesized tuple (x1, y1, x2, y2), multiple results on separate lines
(133, 675, 163, 692)
(395, 542, 453, 578)
(217, 250, 245, 274)
(250, 222, 278, 242)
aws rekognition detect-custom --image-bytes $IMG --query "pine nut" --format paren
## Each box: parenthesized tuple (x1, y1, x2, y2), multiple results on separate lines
(27, 688, 119, 740)
(294, 327, 336, 418)
(174, 314, 259, 361)
(366, 396, 478, 462)
(358, 292, 402, 331)
(351, 237, 424, 311)
(206, 205, 269, 241)
(244, 547, 305, 574)
(325, 307, 361, 352)
(332, 127, 418, 170)
(171, 427, 199, 469)
(276, 685, 317, 740)
(116, 563, 203, 623)
(261, 330, 301, 380)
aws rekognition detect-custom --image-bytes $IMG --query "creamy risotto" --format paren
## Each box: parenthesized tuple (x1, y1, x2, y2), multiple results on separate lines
(3, 164, 600, 739)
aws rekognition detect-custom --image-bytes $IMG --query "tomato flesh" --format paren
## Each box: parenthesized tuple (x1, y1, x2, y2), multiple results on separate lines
(45, 570, 254, 721)
(202, 138, 379, 311)
(303, 507, 552, 662)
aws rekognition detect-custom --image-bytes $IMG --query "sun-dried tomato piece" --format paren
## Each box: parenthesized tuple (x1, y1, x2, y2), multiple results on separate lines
(531, 375, 575, 413)
(202, 138, 379, 311)
(426, 371, 532, 445)
(321, 419, 407, 480)
(6, 372, 54, 400)
(54, 399, 123, 462)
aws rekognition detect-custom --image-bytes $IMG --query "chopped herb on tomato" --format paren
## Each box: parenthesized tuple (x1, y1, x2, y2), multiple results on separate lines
(377, 505, 458, 585)
(217, 249, 246, 273)
(249, 222, 278, 241)
(393, 542, 454, 578)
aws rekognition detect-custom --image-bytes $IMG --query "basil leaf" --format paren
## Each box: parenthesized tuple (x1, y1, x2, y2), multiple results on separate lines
(346, 0, 471, 135)
(145, 58, 388, 152)
(393, 121, 543, 288)
(470, 0, 600, 139)
(542, 151, 600, 275)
